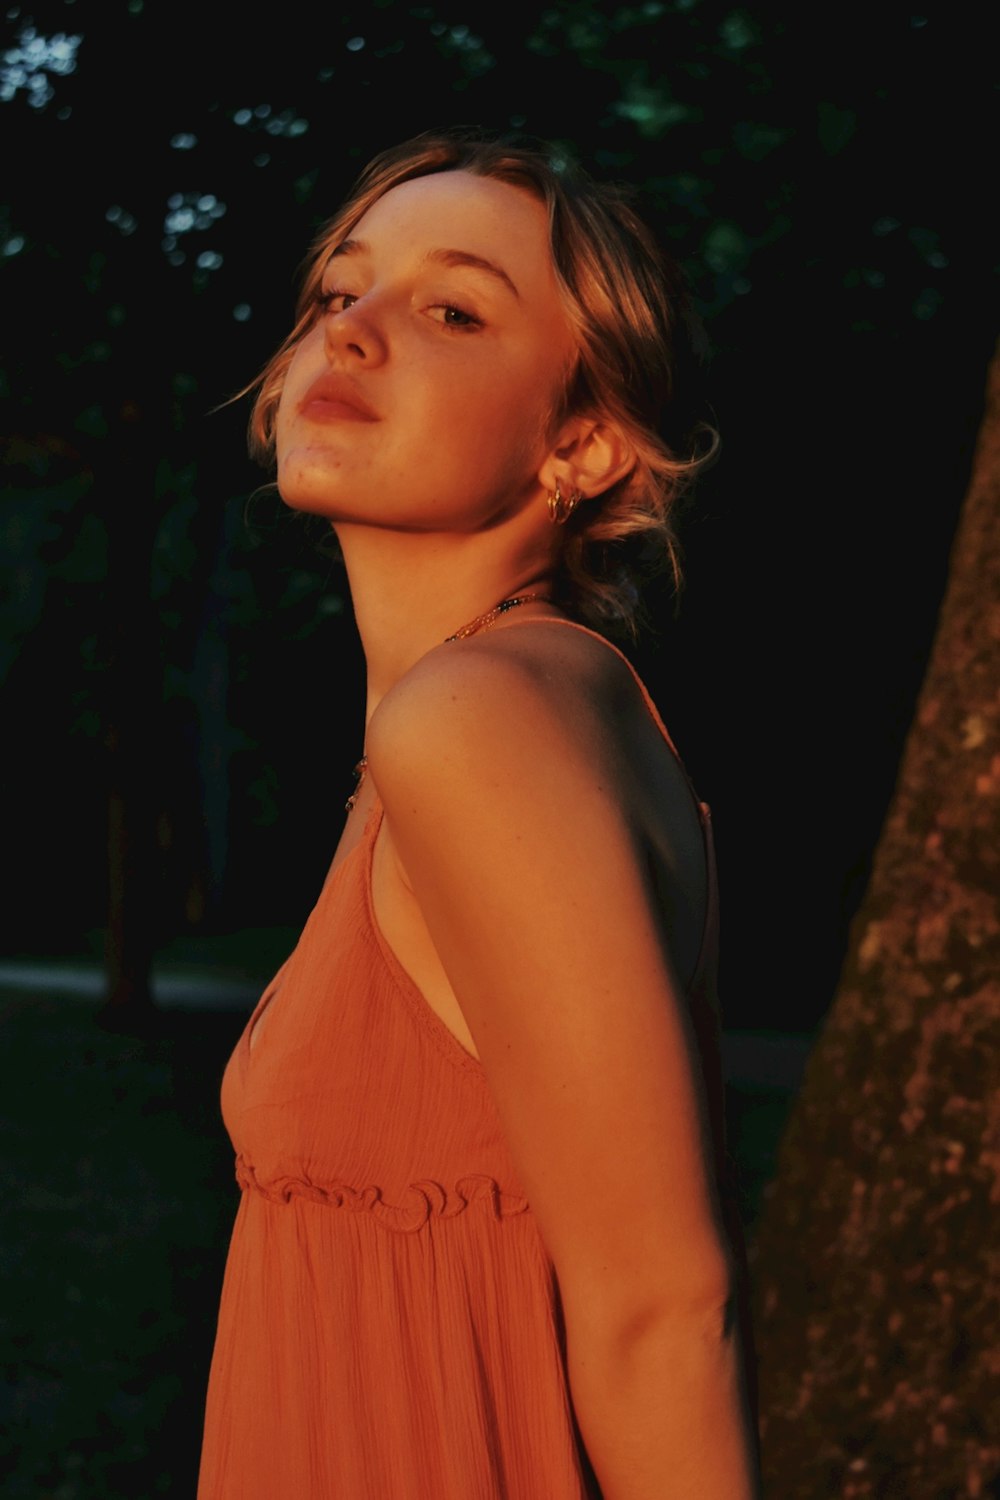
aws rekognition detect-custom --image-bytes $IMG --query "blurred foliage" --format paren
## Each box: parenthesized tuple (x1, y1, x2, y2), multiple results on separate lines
(0, 992, 242, 1498)
(1, 0, 996, 1014)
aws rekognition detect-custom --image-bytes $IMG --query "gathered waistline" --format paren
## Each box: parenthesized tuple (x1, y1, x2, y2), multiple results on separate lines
(235, 1154, 530, 1234)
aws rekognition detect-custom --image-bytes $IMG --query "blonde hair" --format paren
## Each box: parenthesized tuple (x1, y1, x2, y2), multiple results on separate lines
(248, 130, 717, 641)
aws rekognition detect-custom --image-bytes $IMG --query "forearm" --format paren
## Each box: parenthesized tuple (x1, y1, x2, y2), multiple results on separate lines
(566, 1300, 761, 1500)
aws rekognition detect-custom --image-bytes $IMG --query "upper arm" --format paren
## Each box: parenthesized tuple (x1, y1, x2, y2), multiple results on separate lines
(367, 647, 732, 1334)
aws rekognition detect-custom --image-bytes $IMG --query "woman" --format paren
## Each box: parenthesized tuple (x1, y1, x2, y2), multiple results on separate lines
(198, 130, 760, 1500)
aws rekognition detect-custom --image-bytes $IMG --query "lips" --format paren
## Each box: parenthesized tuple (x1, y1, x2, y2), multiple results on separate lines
(299, 373, 380, 423)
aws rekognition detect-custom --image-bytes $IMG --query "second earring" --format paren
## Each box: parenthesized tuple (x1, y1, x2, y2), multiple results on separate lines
(547, 480, 581, 525)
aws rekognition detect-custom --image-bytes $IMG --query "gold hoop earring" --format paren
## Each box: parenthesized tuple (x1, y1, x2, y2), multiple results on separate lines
(547, 479, 580, 526)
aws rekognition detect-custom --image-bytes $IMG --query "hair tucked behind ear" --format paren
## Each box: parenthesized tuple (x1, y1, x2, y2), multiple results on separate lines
(246, 128, 718, 643)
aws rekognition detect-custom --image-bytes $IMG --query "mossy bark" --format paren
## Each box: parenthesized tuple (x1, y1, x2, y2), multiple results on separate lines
(751, 339, 1000, 1500)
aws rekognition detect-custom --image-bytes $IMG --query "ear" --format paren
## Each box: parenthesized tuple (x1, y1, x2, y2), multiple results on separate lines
(539, 413, 635, 502)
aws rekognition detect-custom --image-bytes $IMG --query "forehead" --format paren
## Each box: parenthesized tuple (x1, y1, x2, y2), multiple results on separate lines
(345, 170, 559, 301)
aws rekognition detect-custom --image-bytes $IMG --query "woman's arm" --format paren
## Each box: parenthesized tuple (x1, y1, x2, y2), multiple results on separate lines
(562, 1292, 759, 1499)
(368, 641, 760, 1500)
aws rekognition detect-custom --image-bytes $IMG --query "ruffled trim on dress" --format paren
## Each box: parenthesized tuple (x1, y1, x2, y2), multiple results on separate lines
(235, 1154, 530, 1233)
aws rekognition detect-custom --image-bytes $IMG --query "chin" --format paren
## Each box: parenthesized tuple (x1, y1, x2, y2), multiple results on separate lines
(276, 458, 350, 519)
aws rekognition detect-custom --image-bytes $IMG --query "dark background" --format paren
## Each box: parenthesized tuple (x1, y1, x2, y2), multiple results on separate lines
(3, 0, 995, 1029)
(1, 6, 996, 1492)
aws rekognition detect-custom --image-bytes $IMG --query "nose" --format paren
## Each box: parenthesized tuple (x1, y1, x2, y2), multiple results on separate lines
(322, 293, 388, 367)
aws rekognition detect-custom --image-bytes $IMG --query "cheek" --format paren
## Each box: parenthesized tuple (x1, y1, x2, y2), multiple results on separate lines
(422, 349, 546, 450)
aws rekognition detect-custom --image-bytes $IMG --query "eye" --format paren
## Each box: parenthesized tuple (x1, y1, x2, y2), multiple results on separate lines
(315, 287, 359, 314)
(427, 302, 482, 330)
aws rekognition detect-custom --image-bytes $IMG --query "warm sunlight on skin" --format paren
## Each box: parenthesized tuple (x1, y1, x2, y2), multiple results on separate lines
(275, 171, 579, 536)
(200, 143, 761, 1500)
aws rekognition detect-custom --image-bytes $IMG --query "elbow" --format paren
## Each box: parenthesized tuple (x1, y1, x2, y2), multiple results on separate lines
(566, 1258, 739, 1363)
(618, 1280, 737, 1354)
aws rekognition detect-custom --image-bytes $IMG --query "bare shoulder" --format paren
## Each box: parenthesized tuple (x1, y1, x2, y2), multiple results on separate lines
(363, 622, 730, 1323)
(366, 619, 633, 800)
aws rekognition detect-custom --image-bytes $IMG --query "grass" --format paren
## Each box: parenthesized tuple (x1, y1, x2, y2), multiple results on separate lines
(1, 989, 796, 1499)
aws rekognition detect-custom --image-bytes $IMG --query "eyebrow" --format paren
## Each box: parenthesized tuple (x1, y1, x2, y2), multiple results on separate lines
(329, 238, 521, 300)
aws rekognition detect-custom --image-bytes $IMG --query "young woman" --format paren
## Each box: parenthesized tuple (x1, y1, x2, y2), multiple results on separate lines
(198, 130, 760, 1500)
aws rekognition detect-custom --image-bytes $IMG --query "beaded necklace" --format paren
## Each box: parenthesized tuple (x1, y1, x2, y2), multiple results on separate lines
(345, 592, 551, 811)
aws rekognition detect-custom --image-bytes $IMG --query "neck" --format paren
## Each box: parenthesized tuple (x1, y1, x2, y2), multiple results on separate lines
(333, 521, 562, 735)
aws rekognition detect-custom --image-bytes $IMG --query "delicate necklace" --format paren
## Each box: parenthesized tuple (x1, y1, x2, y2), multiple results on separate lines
(345, 592, 552, 811)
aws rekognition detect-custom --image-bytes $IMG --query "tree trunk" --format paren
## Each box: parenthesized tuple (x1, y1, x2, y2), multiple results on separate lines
(750, 339, 1000, 1500)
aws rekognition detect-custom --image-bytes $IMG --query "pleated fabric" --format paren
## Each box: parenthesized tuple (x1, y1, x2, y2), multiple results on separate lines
(197, 619, 724, 1500)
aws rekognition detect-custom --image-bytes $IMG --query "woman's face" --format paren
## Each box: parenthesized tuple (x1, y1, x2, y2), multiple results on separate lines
(275, 170, 578, 531)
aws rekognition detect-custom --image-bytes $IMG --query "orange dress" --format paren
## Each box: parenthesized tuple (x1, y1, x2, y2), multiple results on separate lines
(197, 619, 728, 1500)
